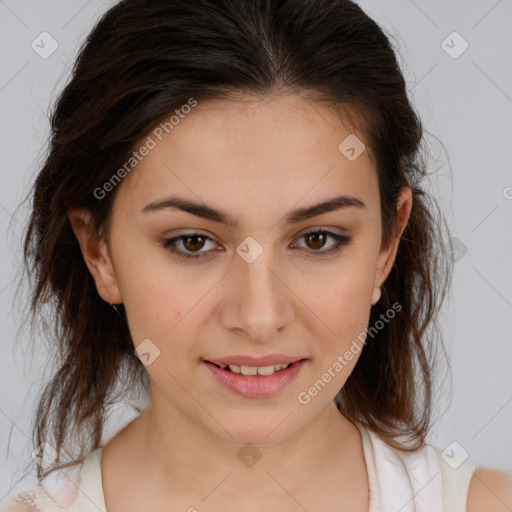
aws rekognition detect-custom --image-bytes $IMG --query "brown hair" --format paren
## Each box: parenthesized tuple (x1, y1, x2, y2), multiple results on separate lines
(16, 0, 451, 480)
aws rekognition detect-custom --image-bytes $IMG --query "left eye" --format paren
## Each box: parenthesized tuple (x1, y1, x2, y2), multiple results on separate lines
(292, 230, 351, 253)
(161, 230, 352, 261)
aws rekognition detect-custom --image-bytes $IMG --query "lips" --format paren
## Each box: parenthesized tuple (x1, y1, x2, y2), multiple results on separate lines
(203, 358, 307, 398)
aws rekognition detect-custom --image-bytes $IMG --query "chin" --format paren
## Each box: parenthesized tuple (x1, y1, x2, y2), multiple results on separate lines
(208, 412, 302, 447)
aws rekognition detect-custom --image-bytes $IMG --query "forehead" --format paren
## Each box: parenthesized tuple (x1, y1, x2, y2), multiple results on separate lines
(114, 92, 379, 222)
(150, 92, 369, 159)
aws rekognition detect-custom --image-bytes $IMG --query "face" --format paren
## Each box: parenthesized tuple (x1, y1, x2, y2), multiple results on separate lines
(71, 92, 411, 446)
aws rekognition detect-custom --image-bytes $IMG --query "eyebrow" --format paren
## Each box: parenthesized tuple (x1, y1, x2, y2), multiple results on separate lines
(141, 194, 366, 229)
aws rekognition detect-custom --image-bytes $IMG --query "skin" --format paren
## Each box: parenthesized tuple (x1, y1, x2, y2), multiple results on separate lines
(63, 92, 511, 511)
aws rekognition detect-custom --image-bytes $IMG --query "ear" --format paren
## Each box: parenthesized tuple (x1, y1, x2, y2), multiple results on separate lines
(373, 186, 413, 291)
(68, 208, 122, 304)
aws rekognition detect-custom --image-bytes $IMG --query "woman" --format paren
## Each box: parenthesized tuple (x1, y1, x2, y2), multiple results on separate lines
(3, 0, 511, 510)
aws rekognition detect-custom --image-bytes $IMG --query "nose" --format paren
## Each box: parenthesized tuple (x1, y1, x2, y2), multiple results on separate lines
(218, 249, 295, 342)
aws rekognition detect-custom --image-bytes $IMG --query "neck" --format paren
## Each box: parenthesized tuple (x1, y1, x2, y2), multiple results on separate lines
(131, 393, 362, 497)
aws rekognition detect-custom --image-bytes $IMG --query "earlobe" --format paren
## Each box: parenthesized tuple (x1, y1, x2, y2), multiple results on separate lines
(371, 287, 381, 305)
(67, 208, 122, 304)
(374, 187, 413, 290)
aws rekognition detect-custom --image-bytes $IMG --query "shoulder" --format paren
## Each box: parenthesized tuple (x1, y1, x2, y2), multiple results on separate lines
(0, 504, 37, 511)
(1, 459, 84, 512)
(466, 467, 512, 512)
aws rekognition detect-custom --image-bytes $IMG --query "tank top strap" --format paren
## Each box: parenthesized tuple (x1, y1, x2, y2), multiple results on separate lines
(354, 420, 384, 511)
(433, 445, 476, 512)
(9, 486, 67, 512)
(13, 448, 107, 512)
(365, 428, 444, 512)
(7, 448, 101, 512)
(68, 448, 106, 512)
(9, 459, 82, 512)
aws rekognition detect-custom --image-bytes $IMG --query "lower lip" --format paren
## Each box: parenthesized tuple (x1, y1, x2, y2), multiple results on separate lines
(203, 359, 307, 399)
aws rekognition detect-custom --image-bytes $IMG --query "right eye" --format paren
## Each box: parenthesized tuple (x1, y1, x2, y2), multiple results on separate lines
(161, 232, 221, 260)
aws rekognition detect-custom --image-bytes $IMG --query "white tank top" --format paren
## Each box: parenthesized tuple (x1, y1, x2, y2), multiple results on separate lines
(5, 421, 476, 511)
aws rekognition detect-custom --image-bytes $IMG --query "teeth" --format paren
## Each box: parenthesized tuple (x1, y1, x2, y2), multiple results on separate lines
(225, 363, 290, 375)
(241, 365, 258, 376)
(256, 365, 276, 376)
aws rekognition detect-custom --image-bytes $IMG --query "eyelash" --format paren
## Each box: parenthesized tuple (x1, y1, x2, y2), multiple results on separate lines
(161, 230, 353, 261)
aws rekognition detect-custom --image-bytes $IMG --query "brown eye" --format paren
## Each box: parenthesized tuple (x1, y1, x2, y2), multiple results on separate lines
(294, 230, 352, 254)
(162, 232, 218, 260)
(304, 232, 328, 250)
(182, 235, 207, 252)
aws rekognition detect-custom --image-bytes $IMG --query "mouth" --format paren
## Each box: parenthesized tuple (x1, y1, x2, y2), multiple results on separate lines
(202, 358, 308, 398)
(207, 361, 300, 376)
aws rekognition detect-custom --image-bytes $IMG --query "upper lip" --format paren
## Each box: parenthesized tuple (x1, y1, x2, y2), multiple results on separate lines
(205, 355, 306, 367)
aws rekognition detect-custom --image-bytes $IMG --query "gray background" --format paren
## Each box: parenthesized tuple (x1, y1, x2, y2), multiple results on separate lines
(1, 0, 511, 502)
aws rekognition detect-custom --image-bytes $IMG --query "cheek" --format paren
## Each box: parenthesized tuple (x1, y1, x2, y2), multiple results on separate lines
(298, 267, 374, 400)
(297, 257, 374, 344)
(114, 246, 222, 369)
(109, 236, 183, 343)
(120, 268, 201, 347)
